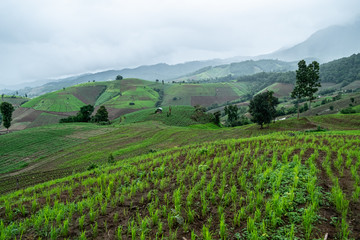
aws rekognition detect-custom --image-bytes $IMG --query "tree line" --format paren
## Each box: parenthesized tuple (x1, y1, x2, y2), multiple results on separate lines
(223, 59, 321, 128)
(60, 105, 109, 124)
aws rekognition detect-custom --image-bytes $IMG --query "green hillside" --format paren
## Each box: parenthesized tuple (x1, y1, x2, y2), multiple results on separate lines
(7, 53, 360, 132)
(163, 82, 251, 107)
(7, 79, 162, 130)
(1, 119, 360, 239)
(1, 113, 360, 192)
(121, 106, 200, 126)
(22, 79, 160, 112)
(9, 79, 259, 130)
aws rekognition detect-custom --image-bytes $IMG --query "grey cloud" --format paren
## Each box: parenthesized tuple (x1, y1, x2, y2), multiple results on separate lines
(0, 0, 360, 86)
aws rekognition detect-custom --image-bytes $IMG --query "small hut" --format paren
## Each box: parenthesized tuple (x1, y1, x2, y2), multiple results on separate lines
(155, 107, 163, 114)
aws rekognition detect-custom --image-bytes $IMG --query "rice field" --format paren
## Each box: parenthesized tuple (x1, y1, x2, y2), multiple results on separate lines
(1, 131, 359, 239)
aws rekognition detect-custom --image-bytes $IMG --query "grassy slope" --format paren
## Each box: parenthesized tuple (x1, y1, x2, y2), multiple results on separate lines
(162, 82, 251, 107)
(1, 113, 360, 193)
(11, 79, 162, 130)
(121, 106, 198, 126)
(1, 129, 359, 239)
(301, 92, 360, 117)
(22, 90, 86, 112)
(21, 79, 161, 112)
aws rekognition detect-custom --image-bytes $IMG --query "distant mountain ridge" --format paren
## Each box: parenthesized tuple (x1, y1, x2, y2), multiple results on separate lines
(173, 59, 299, 82)
(2, 20, 360, 97)
(260, 20, 360, 62)
(4, 60, 228, 97)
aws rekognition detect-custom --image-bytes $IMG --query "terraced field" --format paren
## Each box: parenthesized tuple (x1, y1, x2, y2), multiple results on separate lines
(1, 129, 360, 239)
(162, 82, 251, 107)
(8, 79, 162, 130)
(1, 114, 360, 193)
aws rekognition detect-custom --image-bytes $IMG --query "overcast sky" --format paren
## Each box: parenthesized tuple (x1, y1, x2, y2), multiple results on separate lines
(0, 0, 360, 86)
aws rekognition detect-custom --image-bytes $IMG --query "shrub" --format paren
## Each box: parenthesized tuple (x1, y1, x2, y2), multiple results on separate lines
(340, 107, 356, 114)
(87, 163, 99, 171)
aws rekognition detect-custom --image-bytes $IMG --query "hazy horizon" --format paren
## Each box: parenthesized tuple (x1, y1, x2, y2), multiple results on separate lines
(1, 0, 360, 87)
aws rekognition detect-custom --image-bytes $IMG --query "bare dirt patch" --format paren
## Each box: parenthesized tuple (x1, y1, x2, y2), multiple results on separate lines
(73, 85, 106, 105)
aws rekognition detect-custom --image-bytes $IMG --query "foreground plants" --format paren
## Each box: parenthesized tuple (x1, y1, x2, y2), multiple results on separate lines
(1, 132, 360, 239)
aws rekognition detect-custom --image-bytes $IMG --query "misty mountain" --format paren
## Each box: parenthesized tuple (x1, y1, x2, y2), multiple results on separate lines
(4, 60, 228, 97)
(174, 59, 299, 82)
(261, 20, 360, 62)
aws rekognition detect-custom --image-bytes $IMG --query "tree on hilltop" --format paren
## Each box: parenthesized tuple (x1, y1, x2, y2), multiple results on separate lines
(0, 102, 15, 131)
(249, 91, 278, 129)
(116, 75, 123, 80)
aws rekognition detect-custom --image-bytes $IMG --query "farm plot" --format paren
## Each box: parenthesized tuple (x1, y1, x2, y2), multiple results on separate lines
(22, 91, 85, 112)
(1, 132, 359, 239)
(0, 124, 113, 175)
(163, 83, 243, 107)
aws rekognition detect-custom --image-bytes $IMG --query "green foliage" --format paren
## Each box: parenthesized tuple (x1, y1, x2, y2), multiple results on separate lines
(249, 91, 279, 128)
(94, 106, 109, 123)
(213, 111, 221, 126)
(291, 60, 321, 117)
(0, 102, 14, 130)
(87, 163, 99, 171)
(191, 105, 215, 124)
(108, 153, 115, 164)
(60, 105, 94, 123)
(224, 104, 238, 123)
(340, 107, 356, 114)
(116, 75, 123, 80)
(320, 53, 360, 84)
(1, 130, 360, 239)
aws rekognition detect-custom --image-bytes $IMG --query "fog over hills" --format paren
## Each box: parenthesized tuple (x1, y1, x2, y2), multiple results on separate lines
(2, 20, 360, 96)
(260, 20, 360, 62)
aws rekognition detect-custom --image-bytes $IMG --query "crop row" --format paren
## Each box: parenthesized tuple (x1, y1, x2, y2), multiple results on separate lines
(0, 133, 359, 239)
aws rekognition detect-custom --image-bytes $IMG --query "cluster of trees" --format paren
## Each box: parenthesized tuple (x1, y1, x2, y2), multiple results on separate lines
(60, 105, 109, 123)
(320, 53, 360, 84)
(237, 71, 296, 84)
(220, 91, 279, 129)
(220, 60, 320, 128)
(223, 105, 251, 127)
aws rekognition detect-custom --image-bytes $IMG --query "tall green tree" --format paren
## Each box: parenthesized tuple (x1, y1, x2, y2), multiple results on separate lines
(291, 60, 307, 120)
(94, 106, 109, 122)
(291, 60, 320, 119)
(224, 104, 238, 124)
(0, 102, 15, 131)
(305, 61, 321, 110)
(249, 91, 278, 129)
